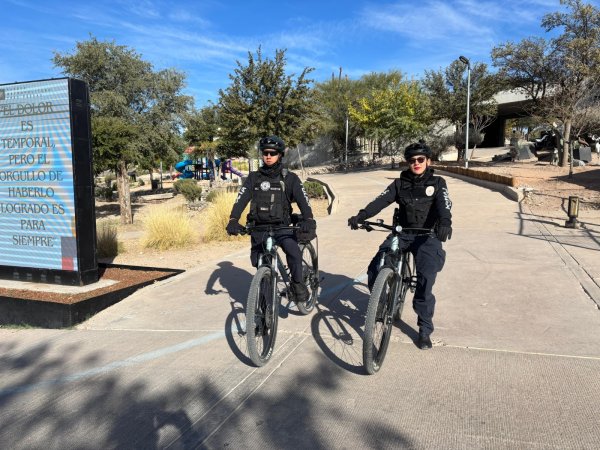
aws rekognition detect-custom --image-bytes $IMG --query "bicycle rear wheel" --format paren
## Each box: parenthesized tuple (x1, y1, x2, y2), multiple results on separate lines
(246, 266, 278, 366)
(363, 267, 396, 374)
(297, 242, 319, 315)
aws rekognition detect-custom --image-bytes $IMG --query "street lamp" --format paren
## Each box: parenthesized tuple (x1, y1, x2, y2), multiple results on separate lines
(344, 113, 349, 173)
(459, 55, 471, 169)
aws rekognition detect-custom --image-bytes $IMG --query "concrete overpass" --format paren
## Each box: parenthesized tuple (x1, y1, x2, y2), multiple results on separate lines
(481, 90, 532, 147)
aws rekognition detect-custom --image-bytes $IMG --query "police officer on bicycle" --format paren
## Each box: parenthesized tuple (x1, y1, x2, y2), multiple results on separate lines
(348, 142, 452, 349)
(226, 135, 316, 303)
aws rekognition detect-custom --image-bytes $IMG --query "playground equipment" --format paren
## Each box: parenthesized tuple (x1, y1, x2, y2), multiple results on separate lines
(174, 158, 214, 180)
(174, 160, 195, 179)
(220, 159, 243, 180)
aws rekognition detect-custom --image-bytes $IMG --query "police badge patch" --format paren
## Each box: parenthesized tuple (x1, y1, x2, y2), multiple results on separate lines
(260, 181, 271, 191)
(425, 186, 435, 196)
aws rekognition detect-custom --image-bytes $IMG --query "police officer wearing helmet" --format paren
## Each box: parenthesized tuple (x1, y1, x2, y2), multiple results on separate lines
(227, 135, 316, 303)
(348, 142, 452, 349)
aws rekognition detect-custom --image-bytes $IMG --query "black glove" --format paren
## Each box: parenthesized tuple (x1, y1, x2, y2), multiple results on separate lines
(348, 210, 368, 230)
(297, 219, 317, 241)
(226, 218, 244, 236)
(437, 225, 452, 242)
(300, 218, 316, 234)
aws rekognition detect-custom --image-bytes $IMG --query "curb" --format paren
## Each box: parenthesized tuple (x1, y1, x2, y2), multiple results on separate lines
(307, 176, 338, 215)
(436, 169, 525, 202)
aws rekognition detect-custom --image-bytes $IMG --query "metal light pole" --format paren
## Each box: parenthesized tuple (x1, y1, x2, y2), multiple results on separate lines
(459, 55, 471, 169)
(344, 114, 349, 173)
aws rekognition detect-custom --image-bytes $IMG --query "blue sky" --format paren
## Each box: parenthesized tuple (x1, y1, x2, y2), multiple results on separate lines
(2, 0, 596, 108)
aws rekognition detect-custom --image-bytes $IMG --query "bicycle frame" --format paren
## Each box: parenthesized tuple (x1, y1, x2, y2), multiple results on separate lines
(370, 222, 424, 300)
(257, 235, 291, 304)
(361, 220, 431, 374)
(248, 224, 300, 302)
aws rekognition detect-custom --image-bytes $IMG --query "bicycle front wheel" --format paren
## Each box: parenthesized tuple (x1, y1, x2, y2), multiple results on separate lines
(297, 242, 319, 315)
(246, 266, 278, 366)
(363, 267, 396, 374)
(394, 253, 412, 322)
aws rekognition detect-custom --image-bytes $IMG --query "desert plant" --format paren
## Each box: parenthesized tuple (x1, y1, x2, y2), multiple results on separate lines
(303, 181, 326, 198)
(142, 205, 196, 250)
(202, 191, 249, 242)
(173, 179, 202, 202)
(205, 189, 220, 203)
(96, 220, 119, 257)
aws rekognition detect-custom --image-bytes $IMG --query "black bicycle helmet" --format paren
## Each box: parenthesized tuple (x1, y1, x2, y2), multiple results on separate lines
(404, 142, 432, 160)
(259, 135, 285, 155)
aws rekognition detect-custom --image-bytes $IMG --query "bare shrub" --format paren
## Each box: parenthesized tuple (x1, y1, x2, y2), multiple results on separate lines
(202, 191, 249, 242)
(142, 205, 196, 250)
(96, 220, 119, 257)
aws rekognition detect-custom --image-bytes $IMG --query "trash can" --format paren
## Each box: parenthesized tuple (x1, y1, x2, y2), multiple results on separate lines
(151, 178, 159, 190)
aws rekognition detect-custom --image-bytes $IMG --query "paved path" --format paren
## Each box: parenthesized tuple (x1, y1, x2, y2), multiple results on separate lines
(1, 169, 600, 449)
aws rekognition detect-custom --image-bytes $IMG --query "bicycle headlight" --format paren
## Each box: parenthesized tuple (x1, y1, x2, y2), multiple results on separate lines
(266, 237, 273, 252)
(395, 225, 403, 233)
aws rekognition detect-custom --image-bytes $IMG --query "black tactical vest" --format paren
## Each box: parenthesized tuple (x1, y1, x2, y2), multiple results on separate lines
(394, 176, 441, 228)
(250, 171, 290, 224)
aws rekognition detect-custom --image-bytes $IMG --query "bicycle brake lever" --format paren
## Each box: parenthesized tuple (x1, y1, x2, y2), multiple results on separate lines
(363, 223, 374, 232)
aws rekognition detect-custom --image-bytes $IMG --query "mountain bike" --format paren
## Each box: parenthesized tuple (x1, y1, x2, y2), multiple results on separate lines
(360, 220, 432, 374)
(243, 224, 319, 367)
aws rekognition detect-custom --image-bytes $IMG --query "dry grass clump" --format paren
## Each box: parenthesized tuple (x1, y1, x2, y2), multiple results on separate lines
(202, 191, 249, 242)
(96, 220, 120, 257)
(142, 205, 196, 250)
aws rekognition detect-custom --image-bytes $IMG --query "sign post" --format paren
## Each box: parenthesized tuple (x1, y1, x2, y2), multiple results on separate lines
(0, 78, 98, 285)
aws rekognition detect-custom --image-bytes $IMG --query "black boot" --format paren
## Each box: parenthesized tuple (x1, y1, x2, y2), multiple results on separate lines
(417, 334, 432, 350)
(291, 281, 309, 303)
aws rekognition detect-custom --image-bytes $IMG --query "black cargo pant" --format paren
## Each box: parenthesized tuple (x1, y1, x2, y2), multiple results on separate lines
(250, 230, 303, 283)
(367, 234, 446, 337)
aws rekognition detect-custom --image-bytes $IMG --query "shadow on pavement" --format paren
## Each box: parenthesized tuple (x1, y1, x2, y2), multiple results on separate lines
(0, 338, 412, 448)
(517, 204, 600, 252)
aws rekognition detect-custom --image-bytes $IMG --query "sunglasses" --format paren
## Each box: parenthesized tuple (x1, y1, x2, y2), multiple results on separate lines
(262, 150, 279, 157)
(409, 156, 426, 164)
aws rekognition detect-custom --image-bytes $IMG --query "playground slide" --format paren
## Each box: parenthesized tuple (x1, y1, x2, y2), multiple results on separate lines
(174, 160, 195, 179)
(229, 167, 243, 177)
(221, 159, 243, 179)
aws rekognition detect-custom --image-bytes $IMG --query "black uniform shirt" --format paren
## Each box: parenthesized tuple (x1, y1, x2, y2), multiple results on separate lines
(362, 168, 452, 229)
(230, 163, 313, 224)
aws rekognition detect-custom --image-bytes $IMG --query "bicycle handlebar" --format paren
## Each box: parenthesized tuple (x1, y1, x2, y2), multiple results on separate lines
(361, 220, 433, 235)
(240, 224, 300, 235)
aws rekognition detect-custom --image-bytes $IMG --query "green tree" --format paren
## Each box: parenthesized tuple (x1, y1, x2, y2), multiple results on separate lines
(53, 36, 192, 223)
(216, 47, 315, 157)
(312, 70, 362, 160)
(423, 61, 500, 161)
(492, 0, 600, 166)
(184, 104, 220, 158)
(349, 71, 431, 157)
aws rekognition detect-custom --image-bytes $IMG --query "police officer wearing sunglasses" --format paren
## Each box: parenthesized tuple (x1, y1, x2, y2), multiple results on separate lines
(226, 135, 316, 303)
(348, 142, 452, 349)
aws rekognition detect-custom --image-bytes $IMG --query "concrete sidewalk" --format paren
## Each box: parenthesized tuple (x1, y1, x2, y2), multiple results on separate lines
(1, 168, 599, 449)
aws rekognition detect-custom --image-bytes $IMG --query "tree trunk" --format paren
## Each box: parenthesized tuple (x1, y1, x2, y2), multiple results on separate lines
(560, 119, 571, 168)
(116, 160, 133, 224)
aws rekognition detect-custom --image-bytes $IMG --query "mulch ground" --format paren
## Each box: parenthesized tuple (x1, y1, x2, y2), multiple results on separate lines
(0, 266, 177, 305)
